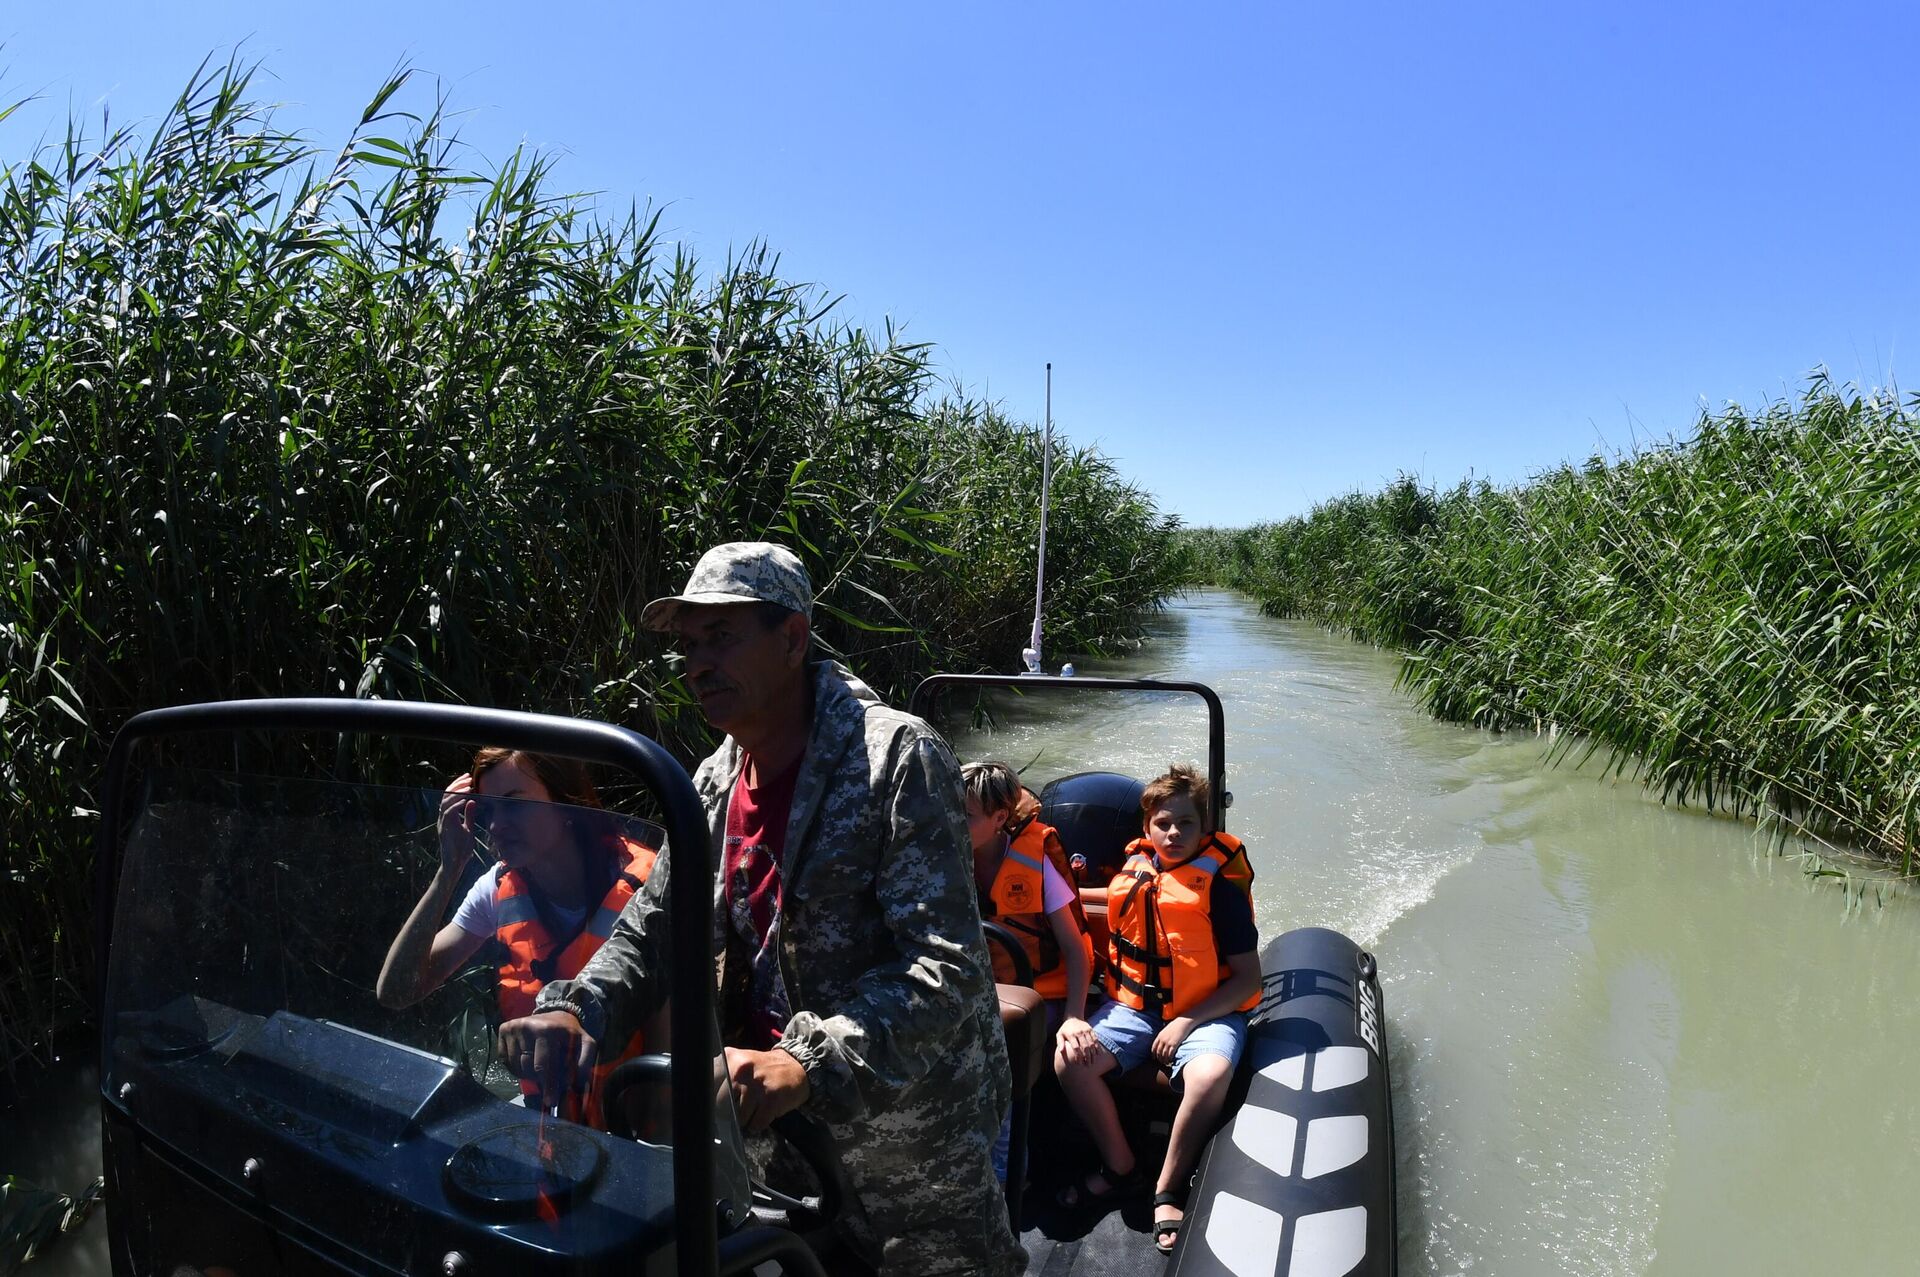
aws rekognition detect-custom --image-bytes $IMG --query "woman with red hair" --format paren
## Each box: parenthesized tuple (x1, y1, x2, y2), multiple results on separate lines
(377, 747, 657, 1125)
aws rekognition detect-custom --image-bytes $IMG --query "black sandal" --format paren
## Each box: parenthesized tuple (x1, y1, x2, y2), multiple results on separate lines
(1055, 1159, 1147, 1210)
(1153, 1187, 1189, 1255)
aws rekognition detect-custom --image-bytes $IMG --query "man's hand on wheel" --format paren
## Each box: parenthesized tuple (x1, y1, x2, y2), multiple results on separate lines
(725, 1046, 811, 1132)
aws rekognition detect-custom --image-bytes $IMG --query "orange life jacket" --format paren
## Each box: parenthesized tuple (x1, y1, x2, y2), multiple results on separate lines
(495, 835, 657, 1127)
(1105, 831, 1259, 1021)
(983, 809, 1095, 1001)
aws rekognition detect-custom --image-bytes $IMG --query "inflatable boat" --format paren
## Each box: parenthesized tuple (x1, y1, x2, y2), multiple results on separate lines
(93, 678, 1395, 1276)
(910, 674, 1398, 1277)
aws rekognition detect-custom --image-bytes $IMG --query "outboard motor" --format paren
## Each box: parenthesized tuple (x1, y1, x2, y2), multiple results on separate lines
(1039, 770, 1146, 884)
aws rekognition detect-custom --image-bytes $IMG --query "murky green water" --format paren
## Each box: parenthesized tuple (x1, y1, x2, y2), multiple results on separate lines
(941, 589, 1920, 1275)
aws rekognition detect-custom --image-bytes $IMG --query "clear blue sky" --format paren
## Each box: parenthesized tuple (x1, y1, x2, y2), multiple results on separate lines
(6, 3, 1915, 526)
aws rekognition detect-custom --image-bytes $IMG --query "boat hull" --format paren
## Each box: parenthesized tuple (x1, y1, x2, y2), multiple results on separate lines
(1171, 926, 1396, 1277)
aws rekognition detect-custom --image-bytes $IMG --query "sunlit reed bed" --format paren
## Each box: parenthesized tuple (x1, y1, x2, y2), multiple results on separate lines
(1182, 379, 1920, 873)
(0, 58, 1182, 1068)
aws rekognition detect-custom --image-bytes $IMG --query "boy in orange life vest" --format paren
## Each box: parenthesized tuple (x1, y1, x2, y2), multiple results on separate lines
(375, 748, 659, 1129)
(1052, 763, 1261, 1255)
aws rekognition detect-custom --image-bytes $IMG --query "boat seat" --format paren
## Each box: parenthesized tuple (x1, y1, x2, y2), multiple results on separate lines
(1080, 897, 1110, 960)
(997, 983, 1048, 1101)
(996, 982, 1047, 1225)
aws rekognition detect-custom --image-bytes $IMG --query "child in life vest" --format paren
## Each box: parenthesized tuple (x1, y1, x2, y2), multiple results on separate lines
(376, 747, 659, 1128)
(960, 760, 1096, 1029)
(1052, 763, 1261, 1255)
(961, 760, 1097, 1185)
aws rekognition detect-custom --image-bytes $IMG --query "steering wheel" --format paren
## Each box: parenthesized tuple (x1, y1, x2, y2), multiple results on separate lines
(599, 1054, 849, 1237)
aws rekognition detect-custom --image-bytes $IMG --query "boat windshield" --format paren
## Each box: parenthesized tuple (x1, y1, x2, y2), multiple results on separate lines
(100, 748, 750, 1271)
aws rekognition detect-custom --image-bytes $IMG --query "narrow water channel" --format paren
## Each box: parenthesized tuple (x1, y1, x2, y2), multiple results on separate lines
(944, 588, 1920, 1275)
(11, 589, 1919, 1275)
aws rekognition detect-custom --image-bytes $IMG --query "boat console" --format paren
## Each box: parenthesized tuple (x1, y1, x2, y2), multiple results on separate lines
(94, 700, 801, 1277)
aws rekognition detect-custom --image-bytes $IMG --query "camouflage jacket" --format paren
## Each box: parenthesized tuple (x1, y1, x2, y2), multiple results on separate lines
(538, 660, 1011, 1130)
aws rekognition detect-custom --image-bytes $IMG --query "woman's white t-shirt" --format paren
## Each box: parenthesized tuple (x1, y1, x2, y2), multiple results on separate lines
(451, 863, 591, 938)
(1039, 856, 1075, 914)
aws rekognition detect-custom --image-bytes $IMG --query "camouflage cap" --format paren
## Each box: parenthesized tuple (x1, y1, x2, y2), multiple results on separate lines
(639, 541, 813, 632)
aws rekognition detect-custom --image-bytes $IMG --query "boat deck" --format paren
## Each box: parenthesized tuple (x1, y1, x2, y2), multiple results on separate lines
(1010, 1081, 1182, 1277)
(1019, 1203, 1169, 1276)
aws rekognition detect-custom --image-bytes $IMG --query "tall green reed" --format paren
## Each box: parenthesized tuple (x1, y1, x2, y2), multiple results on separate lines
(0, 59, 1183, 1067)
(1182, 379, 1920, 872)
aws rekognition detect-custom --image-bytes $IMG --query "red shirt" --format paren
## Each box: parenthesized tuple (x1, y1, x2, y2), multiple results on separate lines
(723, 754, 801, 1049)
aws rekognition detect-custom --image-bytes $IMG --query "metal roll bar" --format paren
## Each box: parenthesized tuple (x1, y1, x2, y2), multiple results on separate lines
(907, 673, 1229, 830)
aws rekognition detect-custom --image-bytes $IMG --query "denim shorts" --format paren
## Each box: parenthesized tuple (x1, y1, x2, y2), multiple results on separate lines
(1089, 1000, 1248, 1083)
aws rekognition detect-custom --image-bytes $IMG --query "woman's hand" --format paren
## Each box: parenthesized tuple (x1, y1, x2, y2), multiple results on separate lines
(500, 1010, 599, 1111)
(437, 773, 478, 875)
(377, 770, 488, 1010)
(1057, 1015, 1101, 1067)
(1151, 1015, 1196, 1067)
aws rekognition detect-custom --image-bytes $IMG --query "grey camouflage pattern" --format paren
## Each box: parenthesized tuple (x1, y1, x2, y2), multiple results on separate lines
(539, 661, 1024, 1276)
(639, 540, 813, 631)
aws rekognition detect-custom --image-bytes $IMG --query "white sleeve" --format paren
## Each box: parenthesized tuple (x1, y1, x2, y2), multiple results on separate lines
(1041, 855, 1076, 915)
(450, 864, 503, 937)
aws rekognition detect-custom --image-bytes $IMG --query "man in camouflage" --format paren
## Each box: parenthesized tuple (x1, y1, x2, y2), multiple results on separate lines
(502, 542, 1023, 1276)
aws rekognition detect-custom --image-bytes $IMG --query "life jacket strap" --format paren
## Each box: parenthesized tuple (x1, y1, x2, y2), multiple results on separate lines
(1119, 871, 1155, 914)
(1108, 930, 1170, 970)
(1004, 845, 1046, 874)
(997, 916, 1062, 973)
(1112, 967, 1172, 1007)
